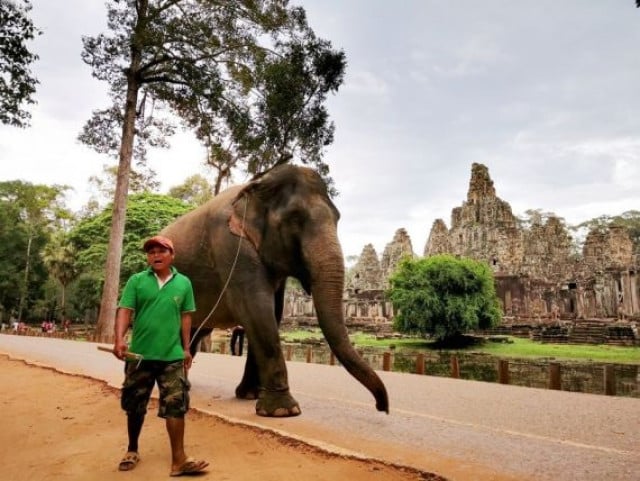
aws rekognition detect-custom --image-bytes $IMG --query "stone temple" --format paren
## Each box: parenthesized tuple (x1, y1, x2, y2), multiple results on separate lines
(284, 163, 639, 338)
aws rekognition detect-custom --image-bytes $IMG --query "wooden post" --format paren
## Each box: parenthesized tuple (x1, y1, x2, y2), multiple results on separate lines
(219, 341, 226, 355)
(306, 345, 313, 363)
(415, 353, 425, 375)
(285, 344, 292, 361)
(498, 359, 510, 384)
(382, 352, 391, 371)
(604, 365, 616, 396)
(329, 352, 335, 366)
(548, 362, 561, 390)
(450, 354, 460, 379)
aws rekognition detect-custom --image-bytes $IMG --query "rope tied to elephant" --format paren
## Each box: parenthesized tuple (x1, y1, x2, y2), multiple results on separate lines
(189, 194, 249, 350)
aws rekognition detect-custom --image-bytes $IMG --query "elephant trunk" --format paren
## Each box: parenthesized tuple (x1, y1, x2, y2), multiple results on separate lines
(304, 234, 389, 414)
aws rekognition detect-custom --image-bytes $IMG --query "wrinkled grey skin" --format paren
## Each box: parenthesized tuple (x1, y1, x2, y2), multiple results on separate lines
(161, 165, 389, 417)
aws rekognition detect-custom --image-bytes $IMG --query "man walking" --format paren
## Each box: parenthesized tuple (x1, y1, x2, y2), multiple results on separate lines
(112, 235, 208, 476)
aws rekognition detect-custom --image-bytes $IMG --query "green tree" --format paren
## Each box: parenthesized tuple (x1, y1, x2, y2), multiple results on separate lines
(0, 181, 71, 321)
(0, 200, 28, 321)
(167, 174, 214, 206)
(70, 192, 191, 284)
(80, 0, 345, 337)
(0, 0, 41, 127)
(88, 163, 160, 206)
(388, 255, 502, 342)
(178, 28, 346, 194)
(68, 192, 191, 326)
(41, 231, 79, 319)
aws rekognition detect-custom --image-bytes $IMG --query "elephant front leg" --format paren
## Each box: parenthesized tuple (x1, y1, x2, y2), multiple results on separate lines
(256, 385, 301, 417)
(249, 331, 301, 417)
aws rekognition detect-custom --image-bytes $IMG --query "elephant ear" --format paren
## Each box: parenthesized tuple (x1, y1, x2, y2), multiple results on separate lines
(228, 182, 264, 251)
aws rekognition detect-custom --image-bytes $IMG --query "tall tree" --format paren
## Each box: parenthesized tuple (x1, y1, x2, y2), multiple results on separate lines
(41, 231, 78, 319)
(80, 0, 345, 338)
(0, 0, 41, 127)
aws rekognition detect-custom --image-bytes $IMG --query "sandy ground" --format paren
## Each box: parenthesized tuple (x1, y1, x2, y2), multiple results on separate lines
(1, 356, 444, 481)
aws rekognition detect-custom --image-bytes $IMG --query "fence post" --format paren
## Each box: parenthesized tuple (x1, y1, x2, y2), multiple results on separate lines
(285, 344, 292, 361)
(498, 359, 510, 384)
(450, 354, 460, 379)
(306, 345, 313, 363)
(382, 352, 391, 371)
(219, 341, 226, 355)
(548, 362, 562, 390)
(329, 352, 335, 366)
(604, 365, 616, 396)
(415, 353, 425, 375)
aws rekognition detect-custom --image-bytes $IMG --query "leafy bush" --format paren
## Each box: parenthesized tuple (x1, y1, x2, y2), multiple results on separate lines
(388, 254, 502, 341)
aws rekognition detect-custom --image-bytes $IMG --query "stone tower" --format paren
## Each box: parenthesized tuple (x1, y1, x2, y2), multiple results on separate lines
(347, 243, 383, 292)
(426, 162, 523, 272)
(380, 228, 415, 287)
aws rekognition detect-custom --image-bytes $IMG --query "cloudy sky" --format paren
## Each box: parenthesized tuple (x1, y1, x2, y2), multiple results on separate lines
(1, 1, 639, 258)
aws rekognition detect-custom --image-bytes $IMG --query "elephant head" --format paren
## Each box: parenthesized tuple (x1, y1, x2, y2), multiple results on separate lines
(227, 165, 389, 414)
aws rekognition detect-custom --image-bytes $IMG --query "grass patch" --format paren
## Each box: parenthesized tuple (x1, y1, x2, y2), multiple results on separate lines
(478, 337, 640, 364)
(281, 329, 640, 364)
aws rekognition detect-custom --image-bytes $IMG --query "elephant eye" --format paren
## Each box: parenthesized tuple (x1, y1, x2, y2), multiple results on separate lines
(285, 210, 306, 224)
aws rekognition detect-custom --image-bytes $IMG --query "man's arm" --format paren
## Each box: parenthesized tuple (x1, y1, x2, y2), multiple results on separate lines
(113, 307, 133, 360)
(181, 312, 193, 369)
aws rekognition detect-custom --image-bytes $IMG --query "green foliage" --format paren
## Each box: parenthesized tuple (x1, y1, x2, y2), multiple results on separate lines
(88, 164, 160, 205)
(70, 192, 191, 282)
(0, 181, 71, 321)
(388, 255, 502, 341)
(0, 0, 41, 127)
(80, 0, 345, 188)
(168, 174, 213, 206)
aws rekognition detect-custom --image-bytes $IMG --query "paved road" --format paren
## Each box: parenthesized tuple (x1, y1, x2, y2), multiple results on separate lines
(1, 334, 638, 481)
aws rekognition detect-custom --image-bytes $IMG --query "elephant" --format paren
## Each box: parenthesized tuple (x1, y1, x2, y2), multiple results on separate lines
(160, 164, 389, 417)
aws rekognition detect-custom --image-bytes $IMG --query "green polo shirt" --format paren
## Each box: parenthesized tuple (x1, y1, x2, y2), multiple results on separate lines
(118, 266, 196, 361)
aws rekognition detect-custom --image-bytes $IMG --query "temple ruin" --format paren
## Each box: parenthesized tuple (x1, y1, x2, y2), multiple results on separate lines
(284, 163, 639, 342)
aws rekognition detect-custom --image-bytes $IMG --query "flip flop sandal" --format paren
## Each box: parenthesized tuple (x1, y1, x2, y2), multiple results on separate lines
(118, 451, 140, 471)
(170, 457, 209, 476)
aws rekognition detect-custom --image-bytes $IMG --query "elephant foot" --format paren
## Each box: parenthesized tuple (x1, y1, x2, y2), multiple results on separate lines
(235, 384, 259, 400)
(255, 388, 301, 417)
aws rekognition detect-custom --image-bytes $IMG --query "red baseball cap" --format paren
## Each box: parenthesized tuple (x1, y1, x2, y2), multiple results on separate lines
(143, 235, 174, 253)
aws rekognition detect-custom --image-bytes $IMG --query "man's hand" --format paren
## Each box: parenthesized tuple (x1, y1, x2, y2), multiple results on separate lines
(183, 350, 193, 370)
(113, 340, 128, 361)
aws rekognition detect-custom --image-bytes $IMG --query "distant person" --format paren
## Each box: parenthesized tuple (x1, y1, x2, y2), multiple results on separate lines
(111, 235, 208, 476)
(230, 325, 245, 356)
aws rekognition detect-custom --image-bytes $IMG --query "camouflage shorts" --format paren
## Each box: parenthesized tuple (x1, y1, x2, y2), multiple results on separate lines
(121, 360, 190, 418)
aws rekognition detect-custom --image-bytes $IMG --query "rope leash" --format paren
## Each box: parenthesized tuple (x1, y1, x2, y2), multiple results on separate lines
(188, 195, 249, 350)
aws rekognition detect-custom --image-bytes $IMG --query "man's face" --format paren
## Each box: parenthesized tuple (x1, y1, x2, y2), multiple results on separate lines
(146, 246, 174, 271)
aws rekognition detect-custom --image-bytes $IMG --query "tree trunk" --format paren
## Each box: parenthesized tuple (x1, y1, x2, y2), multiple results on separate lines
(93, 1, 147, 340)
(17, 233, 33, 322)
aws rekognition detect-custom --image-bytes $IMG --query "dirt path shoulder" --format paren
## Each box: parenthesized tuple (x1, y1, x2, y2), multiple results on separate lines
(1, 356, 443, 481)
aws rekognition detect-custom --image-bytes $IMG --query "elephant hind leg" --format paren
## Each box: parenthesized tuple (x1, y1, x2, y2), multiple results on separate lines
(256, 388, 301, 417)
(235, 349, 260, 400)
